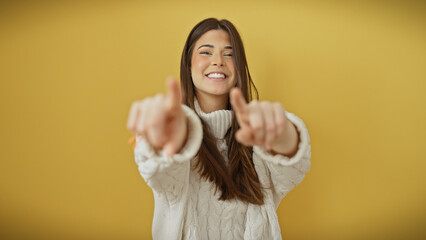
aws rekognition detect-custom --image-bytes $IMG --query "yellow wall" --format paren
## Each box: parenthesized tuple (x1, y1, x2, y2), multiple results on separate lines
(1, 1, 425, 239)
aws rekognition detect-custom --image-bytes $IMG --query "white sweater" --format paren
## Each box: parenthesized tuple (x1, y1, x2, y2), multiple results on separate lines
(134, 100, 311, 240)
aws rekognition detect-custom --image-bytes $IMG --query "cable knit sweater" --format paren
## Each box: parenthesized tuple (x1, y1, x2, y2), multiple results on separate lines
(134, 99, 311, 240)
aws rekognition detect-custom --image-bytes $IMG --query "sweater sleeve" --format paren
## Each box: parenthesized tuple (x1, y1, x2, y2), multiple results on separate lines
(133, 105, 203, 204)
(253, 111, 311, 209)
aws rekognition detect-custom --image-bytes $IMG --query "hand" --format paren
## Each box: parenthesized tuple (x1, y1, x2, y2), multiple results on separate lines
(127, 77, 187, 156)
(230, 88, 298, 155)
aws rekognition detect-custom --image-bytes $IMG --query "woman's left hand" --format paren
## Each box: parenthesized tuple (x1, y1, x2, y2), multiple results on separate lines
(229, 88, 299, 156)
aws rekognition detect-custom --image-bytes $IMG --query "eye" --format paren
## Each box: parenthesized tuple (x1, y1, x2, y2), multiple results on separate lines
(224, 53, 233, 57)
(200, 51, 211, 55)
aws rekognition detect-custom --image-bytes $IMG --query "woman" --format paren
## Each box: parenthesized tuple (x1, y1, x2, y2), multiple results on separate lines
(127, 18, 311, 240)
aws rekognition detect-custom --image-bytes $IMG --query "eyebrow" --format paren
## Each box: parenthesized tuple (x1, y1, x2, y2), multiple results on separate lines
(197, 44, 233, 50)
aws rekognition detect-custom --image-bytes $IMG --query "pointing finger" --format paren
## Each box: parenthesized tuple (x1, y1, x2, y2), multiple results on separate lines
(166, 76, 181, 112)
(230, 88, 248, 114)
(230, 88, 249, 124)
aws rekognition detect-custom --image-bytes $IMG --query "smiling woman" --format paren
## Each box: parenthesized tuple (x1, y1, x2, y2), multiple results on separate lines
(127, 18, 311, 239)
(190, 30, 236, 109)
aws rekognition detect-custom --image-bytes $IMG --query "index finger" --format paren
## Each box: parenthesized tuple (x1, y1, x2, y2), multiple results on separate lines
(230, 88, 249, 124)
(230, 87, 248, 115)
(165, 76, 181, 112)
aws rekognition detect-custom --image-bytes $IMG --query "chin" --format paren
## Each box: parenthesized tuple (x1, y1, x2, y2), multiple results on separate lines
(210, 89, 232, 96)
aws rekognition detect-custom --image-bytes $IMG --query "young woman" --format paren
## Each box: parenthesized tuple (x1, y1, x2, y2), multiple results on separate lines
(127, 18, 311, 240)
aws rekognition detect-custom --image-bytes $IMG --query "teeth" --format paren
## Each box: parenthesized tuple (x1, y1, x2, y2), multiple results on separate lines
(207, 73, 225, 79)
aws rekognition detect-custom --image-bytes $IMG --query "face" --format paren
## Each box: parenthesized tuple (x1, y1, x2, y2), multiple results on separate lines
(191, 29, 236, 100)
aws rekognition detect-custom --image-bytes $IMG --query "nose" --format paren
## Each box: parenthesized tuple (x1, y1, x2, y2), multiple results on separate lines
(212, 54, 224, 66)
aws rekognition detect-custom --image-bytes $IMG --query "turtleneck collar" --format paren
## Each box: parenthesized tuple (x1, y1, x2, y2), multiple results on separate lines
(194, 98, 233, 139)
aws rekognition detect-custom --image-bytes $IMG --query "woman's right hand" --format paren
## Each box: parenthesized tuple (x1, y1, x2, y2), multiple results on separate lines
(127, 77, 187, 156)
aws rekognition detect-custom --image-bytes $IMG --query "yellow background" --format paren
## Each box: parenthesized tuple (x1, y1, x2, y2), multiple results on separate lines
(1, 1, 425, 239)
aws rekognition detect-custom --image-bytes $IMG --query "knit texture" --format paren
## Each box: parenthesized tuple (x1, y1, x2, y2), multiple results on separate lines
(134, 101, 311, 240)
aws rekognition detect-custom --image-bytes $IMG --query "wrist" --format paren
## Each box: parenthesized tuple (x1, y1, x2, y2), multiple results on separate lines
(271, 121, 299, 157)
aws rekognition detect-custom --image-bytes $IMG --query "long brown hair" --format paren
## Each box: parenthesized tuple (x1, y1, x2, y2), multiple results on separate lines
(180, 18, 264, 205)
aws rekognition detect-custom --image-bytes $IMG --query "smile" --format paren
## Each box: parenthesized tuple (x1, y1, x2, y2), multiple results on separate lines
(205, 72, 228, 80)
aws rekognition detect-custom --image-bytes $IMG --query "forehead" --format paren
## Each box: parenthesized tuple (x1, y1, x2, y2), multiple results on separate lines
(195, 29, 231, 47)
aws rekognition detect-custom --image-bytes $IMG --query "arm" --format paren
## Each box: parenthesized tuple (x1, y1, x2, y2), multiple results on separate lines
(134, 105, 203, 204)
(253, 112, 311, 208)
(269, 118, 299, 158)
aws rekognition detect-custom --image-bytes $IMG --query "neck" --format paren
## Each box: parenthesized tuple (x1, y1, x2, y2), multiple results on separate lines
(196, 93, 228, 113)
